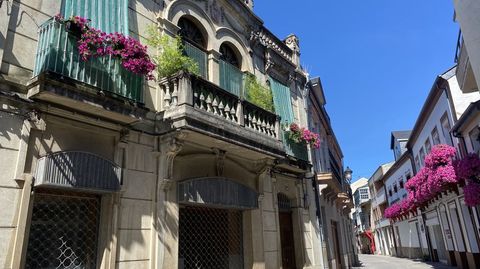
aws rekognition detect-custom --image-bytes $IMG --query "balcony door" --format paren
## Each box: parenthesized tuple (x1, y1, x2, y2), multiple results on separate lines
(219, 43, 243, 96)
(178, 17, 208, 78)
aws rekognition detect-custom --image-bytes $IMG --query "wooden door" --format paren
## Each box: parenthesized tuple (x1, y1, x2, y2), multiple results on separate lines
(331, 221, 343, 269)
(279, 212, 296, 269)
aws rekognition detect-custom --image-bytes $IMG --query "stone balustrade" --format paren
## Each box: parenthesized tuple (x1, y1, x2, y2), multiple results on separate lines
(159, 72, 281, 140)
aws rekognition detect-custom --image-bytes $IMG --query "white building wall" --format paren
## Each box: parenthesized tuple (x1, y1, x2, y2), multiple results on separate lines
(453, 0, 480, 88)
(448, 75, 480, 119)
(411, 91, 456, 171)
(384, 160, 412, 206)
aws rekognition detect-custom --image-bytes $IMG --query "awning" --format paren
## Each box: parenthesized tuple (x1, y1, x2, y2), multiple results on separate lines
(35, 151, 121, 192)
(178, 177, 258, 209)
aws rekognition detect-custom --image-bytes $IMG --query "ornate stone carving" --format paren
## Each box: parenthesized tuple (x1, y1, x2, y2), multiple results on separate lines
(160, 131, 187, 181)
(209, 0, 225, 24)
(250, 28, 293, 62)
(285, 34, 300, 52)
(26, 110, 46, 130)
(212, 148, 227, 177)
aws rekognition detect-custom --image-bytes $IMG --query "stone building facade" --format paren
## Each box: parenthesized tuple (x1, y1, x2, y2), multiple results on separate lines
(307, 77, 356, 269)
(0, 0, 346, 268)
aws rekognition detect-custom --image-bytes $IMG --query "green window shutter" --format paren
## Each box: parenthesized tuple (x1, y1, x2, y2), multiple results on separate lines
(270, 77, 294, 124)
(63, 0, 129, 35)
(219, 60, 243, 97)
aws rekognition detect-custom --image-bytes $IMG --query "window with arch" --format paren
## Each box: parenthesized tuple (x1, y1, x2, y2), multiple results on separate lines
(178, 17, 205, 49)
(219, 43, 243, 96)
(177, 17, 208, 78)
(220, 43, 241, 68)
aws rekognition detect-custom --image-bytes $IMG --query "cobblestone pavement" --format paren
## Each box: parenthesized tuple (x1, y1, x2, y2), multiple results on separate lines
(353, 254, 457, 269)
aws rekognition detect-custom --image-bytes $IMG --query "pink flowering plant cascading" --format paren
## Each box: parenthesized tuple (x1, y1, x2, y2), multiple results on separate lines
(54, 14, 155, 80)
(425, 144, 458, 194)
(385, 144, 458, 221)
(288, 123, 320, 149)
(455, 154, 480, 206)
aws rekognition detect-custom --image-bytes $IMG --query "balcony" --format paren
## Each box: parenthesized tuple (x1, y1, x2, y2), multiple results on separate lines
(28, 18, 147, 123)
(283, 132, 309, 161)
(455, 33, 478, 93)
(33, 18, 144, 102)
(376, 218, 390, 228)
(159, 72, 285, 157)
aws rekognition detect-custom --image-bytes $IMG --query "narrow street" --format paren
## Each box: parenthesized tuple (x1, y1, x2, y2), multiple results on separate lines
(354, 254, 457, 269)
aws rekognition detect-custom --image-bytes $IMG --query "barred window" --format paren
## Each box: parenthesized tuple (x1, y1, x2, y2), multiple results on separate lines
(25, 191, 100, 269)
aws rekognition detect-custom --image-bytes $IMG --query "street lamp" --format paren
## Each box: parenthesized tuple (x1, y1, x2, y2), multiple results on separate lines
(344, 166, 353, 183)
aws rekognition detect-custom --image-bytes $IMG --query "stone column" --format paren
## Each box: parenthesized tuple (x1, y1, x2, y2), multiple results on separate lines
(208, 49, 222, 86)
(7, 109, 45, 269)
(152, 132, 186, 269)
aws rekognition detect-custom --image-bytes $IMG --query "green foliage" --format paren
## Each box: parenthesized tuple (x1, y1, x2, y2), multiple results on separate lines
(245, 74, 275, 113)
(146, 25, 199, 78)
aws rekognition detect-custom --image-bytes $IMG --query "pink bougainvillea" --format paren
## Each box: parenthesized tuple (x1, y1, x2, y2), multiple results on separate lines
(385, 144, 459, 221)
(455, 154, 480, 206)
(464, 182, 480, 206)
(289, 123, 320, 149)
(455, 153, 480, 186)
(424, 144, 456, 168)
(54, 14, 155, 79)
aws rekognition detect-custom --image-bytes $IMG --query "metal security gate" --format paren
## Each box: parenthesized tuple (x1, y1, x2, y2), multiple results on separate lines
(179, 206, 243, 269)
(25, 191, 101, 269)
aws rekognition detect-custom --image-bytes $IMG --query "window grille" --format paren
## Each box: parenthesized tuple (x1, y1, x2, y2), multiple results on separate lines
(25, 191, 100, 269)
(179, 206, 243, 269)
(278, 193, 292, 211)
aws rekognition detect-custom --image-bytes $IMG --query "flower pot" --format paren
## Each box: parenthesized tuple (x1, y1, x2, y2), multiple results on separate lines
(65, 21, 82, 39)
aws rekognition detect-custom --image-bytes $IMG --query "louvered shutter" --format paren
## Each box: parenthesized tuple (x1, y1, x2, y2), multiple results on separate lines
(270, 78, 294, 124)
(63, 0, 129, 35)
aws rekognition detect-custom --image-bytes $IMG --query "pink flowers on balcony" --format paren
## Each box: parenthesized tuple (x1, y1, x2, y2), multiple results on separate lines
(455, 154, 480, 206)
(54, 14, 155, 80)
(385, 144, 460, 221)
(289, 123, 320, 149)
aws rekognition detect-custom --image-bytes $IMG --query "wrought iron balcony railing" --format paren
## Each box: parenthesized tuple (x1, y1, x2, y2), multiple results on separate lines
(34, 18, 144, 102)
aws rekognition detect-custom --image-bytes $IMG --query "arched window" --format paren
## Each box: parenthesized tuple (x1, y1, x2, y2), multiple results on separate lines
(178, 17, 205, 49)
(220, 43, 240, 68)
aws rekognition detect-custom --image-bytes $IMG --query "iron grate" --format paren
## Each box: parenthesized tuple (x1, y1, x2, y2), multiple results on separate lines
(179, 206, 243, 269)
(25, 191, 100, 269)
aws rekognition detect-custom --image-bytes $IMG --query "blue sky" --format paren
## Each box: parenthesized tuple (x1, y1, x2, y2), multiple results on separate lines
(254, 1, 459, 181)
